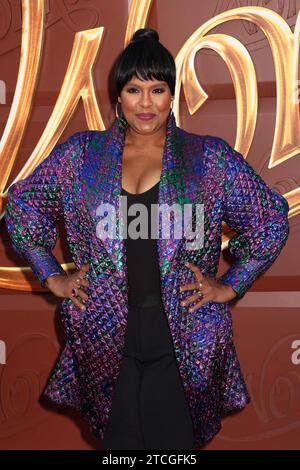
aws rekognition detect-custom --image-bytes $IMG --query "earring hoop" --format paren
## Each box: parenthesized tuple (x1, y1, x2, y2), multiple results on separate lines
(115, 101, 121, 119)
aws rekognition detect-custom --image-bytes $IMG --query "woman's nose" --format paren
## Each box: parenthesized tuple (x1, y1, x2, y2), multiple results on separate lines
(139, 93, 152, 106)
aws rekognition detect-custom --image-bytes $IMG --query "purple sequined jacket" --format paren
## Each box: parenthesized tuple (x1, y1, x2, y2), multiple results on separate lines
(5, 110, 289, 449)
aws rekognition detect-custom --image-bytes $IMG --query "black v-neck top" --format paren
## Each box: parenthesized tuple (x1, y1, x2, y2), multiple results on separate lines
(121, 181, 162, 306)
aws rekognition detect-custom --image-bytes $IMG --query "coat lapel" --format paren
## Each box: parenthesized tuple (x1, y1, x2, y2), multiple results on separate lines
(92, 109, 201, 289)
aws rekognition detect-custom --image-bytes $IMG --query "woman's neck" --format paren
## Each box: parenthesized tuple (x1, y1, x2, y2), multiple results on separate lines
(124, 123, 167, 149)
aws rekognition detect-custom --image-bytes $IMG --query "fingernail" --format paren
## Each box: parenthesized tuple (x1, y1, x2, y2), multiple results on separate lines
(81, 306, 86, 311)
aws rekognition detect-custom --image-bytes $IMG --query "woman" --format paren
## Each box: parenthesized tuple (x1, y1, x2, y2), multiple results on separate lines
(5, 28, 289, 450)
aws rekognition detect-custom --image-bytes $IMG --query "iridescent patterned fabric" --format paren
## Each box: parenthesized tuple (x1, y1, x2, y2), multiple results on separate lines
(5, 110, 289, 449)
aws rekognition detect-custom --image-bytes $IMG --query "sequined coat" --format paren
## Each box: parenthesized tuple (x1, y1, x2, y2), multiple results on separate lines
(5, 110, 289, 449)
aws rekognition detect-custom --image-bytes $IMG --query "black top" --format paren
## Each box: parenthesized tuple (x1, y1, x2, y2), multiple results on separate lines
(121, 181, 162, 306)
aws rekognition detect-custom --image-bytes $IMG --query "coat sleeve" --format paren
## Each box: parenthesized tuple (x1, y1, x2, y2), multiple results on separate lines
(5, 131, 85, 288)
(216, 138, 290, 300)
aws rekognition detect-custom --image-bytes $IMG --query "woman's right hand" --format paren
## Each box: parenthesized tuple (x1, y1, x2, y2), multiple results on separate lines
(45, 263, 90, 311)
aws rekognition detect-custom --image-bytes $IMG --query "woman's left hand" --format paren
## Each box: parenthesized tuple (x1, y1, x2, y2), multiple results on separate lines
(179, 262, 237, 312)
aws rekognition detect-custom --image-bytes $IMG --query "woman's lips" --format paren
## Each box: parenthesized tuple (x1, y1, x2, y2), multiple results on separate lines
(136, 113, 156, 120)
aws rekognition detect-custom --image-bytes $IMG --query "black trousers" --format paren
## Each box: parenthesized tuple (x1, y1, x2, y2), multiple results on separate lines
(102, 293, 195, 450)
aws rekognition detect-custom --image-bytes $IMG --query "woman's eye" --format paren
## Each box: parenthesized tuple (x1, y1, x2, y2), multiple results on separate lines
(127, 88, 165, 93)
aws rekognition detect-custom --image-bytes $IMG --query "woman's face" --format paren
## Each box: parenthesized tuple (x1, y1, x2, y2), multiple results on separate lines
(119, 75, 173, 137)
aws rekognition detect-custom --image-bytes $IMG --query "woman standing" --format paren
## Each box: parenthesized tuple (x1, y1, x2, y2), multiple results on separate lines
(5, 28, 289, 450)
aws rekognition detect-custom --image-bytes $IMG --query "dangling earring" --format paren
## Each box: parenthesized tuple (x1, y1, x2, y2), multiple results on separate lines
(115, 100, 127, 132)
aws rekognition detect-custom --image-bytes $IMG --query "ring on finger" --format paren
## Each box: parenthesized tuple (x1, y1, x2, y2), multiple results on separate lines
(197, 283, 204, 298)
(71, 287, 78, 297)
(197, 280, 203, 290)
(75, 277, 81, 287)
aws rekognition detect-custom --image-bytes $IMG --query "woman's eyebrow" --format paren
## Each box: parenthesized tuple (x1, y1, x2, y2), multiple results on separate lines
(126, 82, 167, 87)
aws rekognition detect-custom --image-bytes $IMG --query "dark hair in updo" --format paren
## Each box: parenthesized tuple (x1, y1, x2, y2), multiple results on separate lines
(114, 28, 176, 97)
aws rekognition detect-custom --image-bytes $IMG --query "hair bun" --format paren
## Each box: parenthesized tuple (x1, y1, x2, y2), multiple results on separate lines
(131, 28, 159, 43)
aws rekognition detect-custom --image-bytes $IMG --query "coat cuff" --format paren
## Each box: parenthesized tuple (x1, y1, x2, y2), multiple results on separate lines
(21, 248, 66, 288)
(217, 257, 265, 300)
